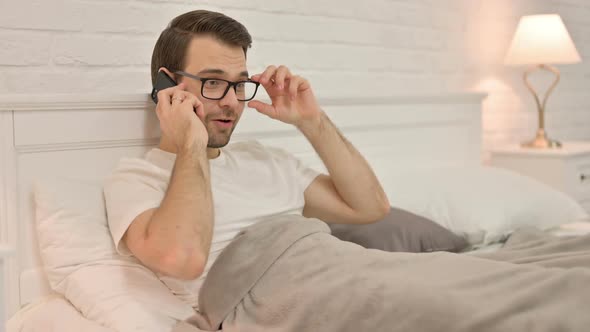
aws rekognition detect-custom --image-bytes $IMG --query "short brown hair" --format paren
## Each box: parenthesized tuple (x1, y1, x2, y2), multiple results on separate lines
(150, 10, 252, 86)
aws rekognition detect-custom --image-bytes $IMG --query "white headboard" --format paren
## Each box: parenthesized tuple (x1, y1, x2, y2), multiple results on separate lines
(0, 92, 486, 320)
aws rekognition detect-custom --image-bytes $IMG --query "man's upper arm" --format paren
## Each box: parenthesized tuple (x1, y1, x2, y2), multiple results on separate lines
(103, 158, 165, 256)
(302, 174, 365, 224)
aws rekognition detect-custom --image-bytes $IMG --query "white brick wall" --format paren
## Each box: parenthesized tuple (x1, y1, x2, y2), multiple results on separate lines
(0, 0, 588, 157)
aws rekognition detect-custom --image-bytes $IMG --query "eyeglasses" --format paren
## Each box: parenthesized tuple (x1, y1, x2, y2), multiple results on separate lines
(174, 70, 260, 102)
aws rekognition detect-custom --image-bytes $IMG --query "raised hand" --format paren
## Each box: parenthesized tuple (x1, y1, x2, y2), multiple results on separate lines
(155, 83, 208, 152)
(247, 65, 321, 128)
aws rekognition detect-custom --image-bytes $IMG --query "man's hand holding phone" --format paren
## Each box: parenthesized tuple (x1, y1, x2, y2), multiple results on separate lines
(155, 83, 208, 153)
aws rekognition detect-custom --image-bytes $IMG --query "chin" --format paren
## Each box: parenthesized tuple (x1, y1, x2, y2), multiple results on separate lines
(207, 124, 237, 148)
(207, 135, 232, 148)
(207, 141, 229, 148)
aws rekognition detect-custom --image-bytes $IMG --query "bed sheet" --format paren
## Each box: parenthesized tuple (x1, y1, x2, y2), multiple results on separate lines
(6, 294, 114, 332)
(463, 221, 590, 255)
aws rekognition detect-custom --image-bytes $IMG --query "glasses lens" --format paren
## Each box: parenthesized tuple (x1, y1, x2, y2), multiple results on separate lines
(236, 81, 258, 101)
(202, 79, 230, 99)
(201, 79, 258, 101)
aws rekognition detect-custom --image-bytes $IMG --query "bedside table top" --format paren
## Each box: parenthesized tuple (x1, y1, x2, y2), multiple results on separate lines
(491, 141, 590, 157)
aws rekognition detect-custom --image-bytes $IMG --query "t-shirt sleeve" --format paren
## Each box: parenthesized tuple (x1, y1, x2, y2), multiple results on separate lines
(292, 154, 322, 194)
(264, 143, 322, 194)
(103, 158, 167, 256)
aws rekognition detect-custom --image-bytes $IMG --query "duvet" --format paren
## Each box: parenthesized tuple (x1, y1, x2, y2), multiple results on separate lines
(173, 215, 590, 332)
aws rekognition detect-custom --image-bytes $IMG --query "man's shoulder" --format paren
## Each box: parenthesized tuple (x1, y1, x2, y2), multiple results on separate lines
(105, 154, 167, 183)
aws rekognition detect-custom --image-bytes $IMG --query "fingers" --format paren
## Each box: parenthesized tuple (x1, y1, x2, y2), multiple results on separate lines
(171, 90, 186, 104)
(157, 83, 186, 104)
(183, 92, 205, 118)
(252, 65, 287, 93)
(252, 65, 309, 100)
(258, 65, 277, 86)
(169, 90, 203, 118)
(247, 100, 276, 119)
(155, 83, 204, 123)
(288, 75, 304, 100)
(156, 83, 186, 112)
(274, 65, 291, 90)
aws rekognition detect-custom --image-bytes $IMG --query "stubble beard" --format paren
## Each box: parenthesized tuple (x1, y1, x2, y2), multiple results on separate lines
(205, 119, 238, 148)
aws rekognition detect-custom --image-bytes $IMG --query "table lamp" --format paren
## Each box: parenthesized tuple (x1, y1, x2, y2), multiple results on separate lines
(504, 14, 582, 148)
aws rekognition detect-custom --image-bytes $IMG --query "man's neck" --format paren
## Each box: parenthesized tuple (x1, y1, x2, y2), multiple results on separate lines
(158, 139, 220, 159)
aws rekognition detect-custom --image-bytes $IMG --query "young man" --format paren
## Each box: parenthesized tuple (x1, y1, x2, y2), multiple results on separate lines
(103, 10, 389, 309)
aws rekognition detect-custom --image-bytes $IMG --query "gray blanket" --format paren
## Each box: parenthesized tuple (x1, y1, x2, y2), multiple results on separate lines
(173, 215, 590, 332)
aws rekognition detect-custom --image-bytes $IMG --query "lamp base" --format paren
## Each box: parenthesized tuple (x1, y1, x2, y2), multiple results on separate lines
(521, 129, 562, 149)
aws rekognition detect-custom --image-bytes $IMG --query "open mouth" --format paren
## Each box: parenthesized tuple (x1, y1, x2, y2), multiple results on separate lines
(213, 119, 234, 128)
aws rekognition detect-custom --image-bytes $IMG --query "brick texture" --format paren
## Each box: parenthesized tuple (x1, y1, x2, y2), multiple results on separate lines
(0, 0, 588, 156)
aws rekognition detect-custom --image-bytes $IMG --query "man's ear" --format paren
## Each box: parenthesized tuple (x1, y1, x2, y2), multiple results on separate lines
(159, 67, 176, 82)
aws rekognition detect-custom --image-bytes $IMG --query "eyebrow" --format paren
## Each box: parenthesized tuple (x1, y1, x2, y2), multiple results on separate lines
(197, 68, 249, 78)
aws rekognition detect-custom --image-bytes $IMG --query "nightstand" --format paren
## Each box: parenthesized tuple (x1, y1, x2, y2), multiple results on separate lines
(489, 141, 590, 213)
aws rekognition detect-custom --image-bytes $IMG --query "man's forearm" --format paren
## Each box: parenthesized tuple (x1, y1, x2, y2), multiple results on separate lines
(148, 145, 214, 265)
(297, 111, 390, 218)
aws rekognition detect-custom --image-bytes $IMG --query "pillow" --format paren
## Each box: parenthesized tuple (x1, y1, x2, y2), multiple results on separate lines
(33, 177, 195, 331)
(34, 177, 122, 289)
(379, 166, 590, 245)
(7, 294, 113, 332)
(329, 207, 468, 253)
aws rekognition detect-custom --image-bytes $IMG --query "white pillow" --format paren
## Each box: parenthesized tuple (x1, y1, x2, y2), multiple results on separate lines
(381, 166, 589, 245)
(33, 177, 195, 331)
(7, 294, 113, 332)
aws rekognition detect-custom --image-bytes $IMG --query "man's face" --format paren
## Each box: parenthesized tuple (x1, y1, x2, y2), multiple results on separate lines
(177, 36, 248, 148)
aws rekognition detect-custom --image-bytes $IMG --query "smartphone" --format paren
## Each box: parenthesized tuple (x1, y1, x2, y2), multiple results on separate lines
(151, 71, 177, 104)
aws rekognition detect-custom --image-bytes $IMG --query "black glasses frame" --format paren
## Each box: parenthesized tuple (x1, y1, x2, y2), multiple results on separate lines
(174, 70, 260, 102)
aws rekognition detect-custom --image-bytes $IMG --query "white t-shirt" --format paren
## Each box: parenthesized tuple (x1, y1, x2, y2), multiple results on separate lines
(103, 140, 320, 308)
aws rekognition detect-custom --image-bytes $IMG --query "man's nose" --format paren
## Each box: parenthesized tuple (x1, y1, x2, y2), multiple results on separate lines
(219, 87, 240, 108)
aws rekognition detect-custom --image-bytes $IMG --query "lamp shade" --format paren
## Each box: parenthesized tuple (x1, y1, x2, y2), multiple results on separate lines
(504, 14, 581, 65)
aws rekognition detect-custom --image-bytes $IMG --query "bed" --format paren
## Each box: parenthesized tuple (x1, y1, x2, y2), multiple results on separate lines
(1, 92, 588, 331)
